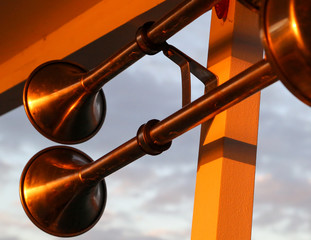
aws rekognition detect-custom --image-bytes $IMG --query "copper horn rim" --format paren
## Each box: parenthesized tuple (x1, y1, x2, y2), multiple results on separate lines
(23, 60, 106, 144)
(20, 146, 107, 237)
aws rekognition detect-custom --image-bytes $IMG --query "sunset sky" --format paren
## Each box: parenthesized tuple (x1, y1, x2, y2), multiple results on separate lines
(1, 7, 311, 240)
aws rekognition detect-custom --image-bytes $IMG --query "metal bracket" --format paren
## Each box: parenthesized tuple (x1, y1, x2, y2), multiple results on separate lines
(135, 22, 218, 107)
(162, 44, 218, 107)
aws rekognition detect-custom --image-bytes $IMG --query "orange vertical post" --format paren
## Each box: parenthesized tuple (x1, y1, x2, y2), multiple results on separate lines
(191, 1, 262, 239)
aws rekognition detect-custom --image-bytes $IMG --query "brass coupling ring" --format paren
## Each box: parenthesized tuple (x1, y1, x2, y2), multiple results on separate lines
(136, 119, 172, 155)
(135, 22, 165, 55)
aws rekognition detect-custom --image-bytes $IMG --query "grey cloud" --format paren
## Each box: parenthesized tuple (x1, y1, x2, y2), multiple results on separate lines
(0, 237, 20, 240)
(141, 168, 196, 213)
(257, 82, 311, 178)
(105, 162, 159, 198)
(103, 148, 197, 214)
(253, 204, 311, 234)
(0, 161, 11, 177)
(0, 106, 55, 155)
(255, 174, 311, 210)
(252, 79, 311, 237)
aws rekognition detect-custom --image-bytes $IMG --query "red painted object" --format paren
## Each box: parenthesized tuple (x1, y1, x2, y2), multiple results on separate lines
(215, 0, 229, 19)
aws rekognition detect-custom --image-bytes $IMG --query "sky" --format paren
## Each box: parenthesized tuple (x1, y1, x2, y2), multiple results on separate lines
(1, 5, 311, 240)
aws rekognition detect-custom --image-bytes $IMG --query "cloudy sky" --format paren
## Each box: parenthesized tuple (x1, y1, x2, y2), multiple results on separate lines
(1, 6, 311, 240)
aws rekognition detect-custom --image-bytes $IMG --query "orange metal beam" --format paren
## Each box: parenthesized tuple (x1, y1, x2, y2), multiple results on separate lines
(0, 0, 167, 94)
(191, 1, 262, 239)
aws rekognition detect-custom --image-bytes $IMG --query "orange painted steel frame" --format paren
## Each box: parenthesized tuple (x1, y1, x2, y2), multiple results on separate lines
(192, 1, 263, 239)
(0, 0, 166, 94)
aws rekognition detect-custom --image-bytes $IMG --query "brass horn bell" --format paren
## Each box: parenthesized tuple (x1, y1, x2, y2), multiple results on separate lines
(20, 146, 107, 237)
(23, 61, 106, 144)
(262, 0, 311, 106)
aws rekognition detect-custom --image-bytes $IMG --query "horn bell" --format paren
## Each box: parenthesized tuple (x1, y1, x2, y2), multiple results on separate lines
(19, 146, 107, 237)
(23, 60, 106, 144)
(262, 0, 311, 106)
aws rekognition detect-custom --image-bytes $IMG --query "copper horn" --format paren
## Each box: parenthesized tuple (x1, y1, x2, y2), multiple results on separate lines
(20, 0, 311, 236)
(23, 0, 224, 144)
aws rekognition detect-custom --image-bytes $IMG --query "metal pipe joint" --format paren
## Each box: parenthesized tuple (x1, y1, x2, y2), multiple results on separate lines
(136, 119, 172, 155)
(135, 21, 165, 55)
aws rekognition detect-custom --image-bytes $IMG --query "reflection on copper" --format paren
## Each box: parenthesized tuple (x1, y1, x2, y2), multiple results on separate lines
(289, 0, 304, 52)
(52, 94, 85, 136)
(24, 61, 106, 144)
(27, 81, 83, 110)
(20, 147, 106, 237)
(262, 0, 311, 105)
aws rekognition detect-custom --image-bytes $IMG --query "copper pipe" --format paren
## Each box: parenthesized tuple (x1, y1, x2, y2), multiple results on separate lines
(80, 59, 278, 182)
(82, 0, 221, 92)
(20, 0, 311, 235)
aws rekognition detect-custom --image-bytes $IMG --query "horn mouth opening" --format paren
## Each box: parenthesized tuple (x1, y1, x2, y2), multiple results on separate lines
(23, 60, 106, 144)
(261, 0, 311, 106)
(20, 146, 107, 237)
